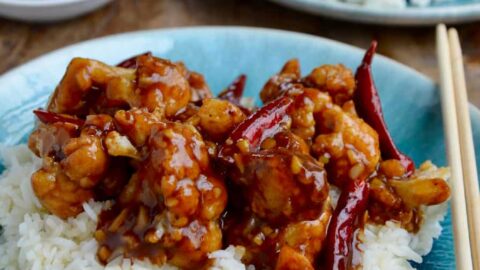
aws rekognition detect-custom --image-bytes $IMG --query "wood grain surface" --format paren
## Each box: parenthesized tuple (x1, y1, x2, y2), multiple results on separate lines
(0, 0, 479, 106)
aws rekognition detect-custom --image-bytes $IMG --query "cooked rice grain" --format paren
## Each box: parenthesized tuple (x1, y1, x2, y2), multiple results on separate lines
(358, 161, 449, 270)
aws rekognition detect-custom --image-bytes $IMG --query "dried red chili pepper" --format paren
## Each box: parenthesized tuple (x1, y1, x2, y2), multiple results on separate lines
(34, 109, 85, 126)
(116, 52, 152, 69)
(354, 41, 415, 175)
(218, 74, 253, 115)
(218, 74, 246, 105)
(324, 179, 369, 270)
(218, 96, 294, 163)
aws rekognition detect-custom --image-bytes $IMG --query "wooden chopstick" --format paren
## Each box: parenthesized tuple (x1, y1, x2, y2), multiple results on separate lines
(448, 28, 480, 270)
(436, 24, 473, 270)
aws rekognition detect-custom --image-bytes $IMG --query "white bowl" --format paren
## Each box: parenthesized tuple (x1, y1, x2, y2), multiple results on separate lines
(0, 0, 112, 22)
(269, 0, 480, 25)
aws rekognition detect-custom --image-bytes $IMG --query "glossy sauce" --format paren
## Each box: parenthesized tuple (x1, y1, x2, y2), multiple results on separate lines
(27, 54, 451, 270)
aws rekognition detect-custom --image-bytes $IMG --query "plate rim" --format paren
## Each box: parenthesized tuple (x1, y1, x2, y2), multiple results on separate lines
(0, 0, 89, 7)
(0, 26, 478, 117)
(270, 0, 480, 25)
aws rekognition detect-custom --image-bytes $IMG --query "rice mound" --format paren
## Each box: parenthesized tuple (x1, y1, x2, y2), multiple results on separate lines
(0, 145, 449, 270)
(358, 162, 449, 270)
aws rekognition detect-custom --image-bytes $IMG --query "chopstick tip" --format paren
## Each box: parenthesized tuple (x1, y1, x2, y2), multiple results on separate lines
(437, 23, 447, 31)
(448, 27, 459, 40)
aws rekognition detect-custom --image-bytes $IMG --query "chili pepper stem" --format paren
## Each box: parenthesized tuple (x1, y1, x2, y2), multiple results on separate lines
(362, 41, 377, 66)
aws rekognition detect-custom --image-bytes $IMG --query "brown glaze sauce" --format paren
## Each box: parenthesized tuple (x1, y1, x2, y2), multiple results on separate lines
(27, 54, 451, 270)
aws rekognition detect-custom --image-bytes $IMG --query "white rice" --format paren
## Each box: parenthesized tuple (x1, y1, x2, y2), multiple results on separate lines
(355, 161, 450, 270)
(0, 145, 449, 270)
(359, 203, 447, 270)
(209, 246, 255, 270)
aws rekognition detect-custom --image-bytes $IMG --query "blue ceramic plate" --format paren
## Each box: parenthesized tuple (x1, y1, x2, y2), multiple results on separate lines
(270, 0, 480, 25)
(0, 27, 479, 269)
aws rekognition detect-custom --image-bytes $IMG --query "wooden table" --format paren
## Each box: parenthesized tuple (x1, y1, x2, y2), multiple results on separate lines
(0, 0, 479, 106)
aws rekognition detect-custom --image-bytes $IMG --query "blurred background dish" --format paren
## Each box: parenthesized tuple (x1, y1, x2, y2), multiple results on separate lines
(0, 0, 112, 22)
(270, 0, 480, 25)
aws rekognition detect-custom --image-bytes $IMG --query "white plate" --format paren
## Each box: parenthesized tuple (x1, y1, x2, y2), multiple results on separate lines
(270, 0, 480, 25)
(0, 0, 112, 22)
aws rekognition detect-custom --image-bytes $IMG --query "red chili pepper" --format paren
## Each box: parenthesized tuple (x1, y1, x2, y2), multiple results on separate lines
(218, 74, 253, 115)
(117, 52, 152, 69)
(218, 74, 246, 105)
(354, 41, 415, 175)
(34, 109, 85, 126)
(218, 96, 294, 163)
(324, 179, 369, 270)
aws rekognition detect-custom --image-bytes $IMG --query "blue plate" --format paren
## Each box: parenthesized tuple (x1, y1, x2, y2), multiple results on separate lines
(270, 0, 480, 25)
(0, 27, 479, 269)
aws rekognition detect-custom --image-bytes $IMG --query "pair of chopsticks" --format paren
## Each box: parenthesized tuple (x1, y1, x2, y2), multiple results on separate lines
(436, 24, 480, 270)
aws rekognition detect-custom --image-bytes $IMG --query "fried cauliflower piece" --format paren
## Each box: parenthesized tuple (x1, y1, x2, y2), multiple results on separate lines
(368, 160, 451, 232)
(136, 55, 191, 117)
(287, 87, 333, 141)
(312, 105, 380, 188)
(27, 109, 132, 219)
(147, 123, 227, 225)
(260, 59, 301, 103)
(30, 131, 109, 218)
(148, 123, 209, 182)
(277, 200, 332, 261)
(104, 131, 139, 159)
(61, 134, 108, 188)
(233, 149, 329, 223)
(29, 119, 110, 218)
(223, 148, 331, 269)
(48, 58, 136, 115)
(48, 55, 197, 119)
(197, 98, 246, 140)
(224, 204, 331, 270)
(31, 157, 93, 218)
(114, 108, 163, 147)
(304, 64, 355, 105)
(28, 121, 79, 158)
